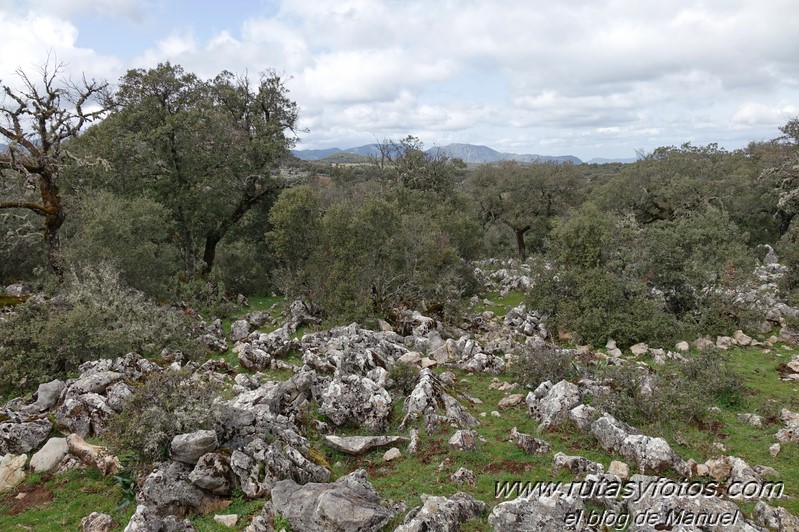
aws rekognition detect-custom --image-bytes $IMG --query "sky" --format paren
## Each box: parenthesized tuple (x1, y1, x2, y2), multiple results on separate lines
(1, 0, 797, 161)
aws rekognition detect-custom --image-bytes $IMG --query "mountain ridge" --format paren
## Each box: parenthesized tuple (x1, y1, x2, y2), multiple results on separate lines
(292, 143, 585, 164)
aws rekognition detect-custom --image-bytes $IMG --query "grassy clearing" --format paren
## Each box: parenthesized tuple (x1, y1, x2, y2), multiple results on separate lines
(472, 291, 526, 317)
(0, 468, 135, 531)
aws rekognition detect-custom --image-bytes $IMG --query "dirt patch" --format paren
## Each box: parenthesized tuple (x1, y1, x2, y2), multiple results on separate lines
(481, 459, 537, 475)
(1, 485, 54, 516)
(417, 438, 449, 465)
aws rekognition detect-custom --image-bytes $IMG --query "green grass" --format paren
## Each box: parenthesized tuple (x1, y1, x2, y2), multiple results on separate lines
(5, 290, 799, 530)
(473, 291, 526, 317)
(0, 468, 135, 531)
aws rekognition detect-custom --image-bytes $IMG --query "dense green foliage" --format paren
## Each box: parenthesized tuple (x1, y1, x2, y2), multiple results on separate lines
(2, 58, 799, 385)
(0, 263, 202, 395)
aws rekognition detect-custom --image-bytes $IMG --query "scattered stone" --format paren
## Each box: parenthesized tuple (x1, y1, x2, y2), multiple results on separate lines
(733, 330, 753, 346)
(138, 461, 224, 517)
(752, 501, 799, 531)
(0, 418, 53, 455)
(230, 319, 251, 343)
(675, 341, 690, 352)
(123, 504, 196, 531)
(384, 447, 401, 462)
(395, 492, 488, 532)
(320, 374, 392, 433)
(497, 394, 524, 409)
(618, 435, 681, 474)
(81, 512, 115, 532)
(0, 453, 27, 494)
(30, 437, 68, 473)
(770, 443, 781, 457)
(608, 460, 629, 479)
(20, 379, 65, 415)
(271, 469, 396, 532)
(213, 514, 238, 528)
(568, 404, 599, 432)
(189, 453, 233, 496)
(552, 452, 604, 476)
(716, 335, 735, 349)
(408, 429, 419, 455)
(630, 342, 649, 356)
(171, 430, 218, 464)
(323, 435, 408, 456)
(737, 413, 763, 427)
(448, 430, 478, 451)
(450, 467, 476, 487)
(591, 413, 640, 453)
(528, 379, 580, 430)
(489, 483, 583, 531)
(510, 427, 551, 455)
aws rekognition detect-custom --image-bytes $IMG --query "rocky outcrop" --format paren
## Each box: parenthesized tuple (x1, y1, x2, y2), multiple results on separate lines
(230, 437, 330, 498)
(170, 430, 218, 464)
(400, 369, 479, 430)
(323, 435, 408, 456)
(271, 469, 396, 532)
(0, 453, 27, 494)
(527, 379, 580, 430)
(319, 374, 392, 433)
(489, 483, 584, 531)
(0, 418, 52, 454)
(395, 492, 488, 531)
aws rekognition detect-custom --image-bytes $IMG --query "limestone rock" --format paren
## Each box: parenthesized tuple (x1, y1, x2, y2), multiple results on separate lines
(319, 374, 392, 433)
(0, 453, 27, 494)
(30, 437, 68, 473)
(20, 379, 65, 415)
(448, 430, 478, 451)
(552, 452, 604, 476)
(189, 453, 233, 496)
(123, 504, 196, 531)
(271, 469, 395, 532)
(231, 437, 329, 498)
(590, 413, 640, 453)
(529, 380, 580, 430)
(618, 434, 680, 474)
(0, 418, 52, 455)
(323, 435, 407, 456)
(489, 484, 583, 531)
(383, 447, 401, 462)
(450, 467, 477, 487)
(81, 512, 115, 532)
(510, 427, 550, 455)
(230, 319, 251, 343)
(170, 430, 218, 464)
(138, 461, 223, 517)
(395, 492, 488, 532)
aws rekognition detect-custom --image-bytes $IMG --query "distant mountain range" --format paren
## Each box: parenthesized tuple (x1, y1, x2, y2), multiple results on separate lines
(292, 143, 638, 165)
(292, 143, 583, 164)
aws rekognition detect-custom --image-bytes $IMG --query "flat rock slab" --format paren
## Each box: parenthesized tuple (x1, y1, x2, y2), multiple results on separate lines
(323, 435, 408, 456)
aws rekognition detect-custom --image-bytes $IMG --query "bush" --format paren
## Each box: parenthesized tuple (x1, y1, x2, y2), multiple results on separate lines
(509, 344, 578, 388)
(0, 263, 204, 396)
(591, 349, 744, 429)
(107, 370, 222, 468)
(388, 361, 420, 395)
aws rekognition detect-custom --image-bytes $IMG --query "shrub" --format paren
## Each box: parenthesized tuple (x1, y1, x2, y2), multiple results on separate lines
(0, 263, 204, 396)
(591, 349, 744, 429)
(106, 370, 222, 468)
(509, 344, 578, 388)
(388, 361, 420, 395)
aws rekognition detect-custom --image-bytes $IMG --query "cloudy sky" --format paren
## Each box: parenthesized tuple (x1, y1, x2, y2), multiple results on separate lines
(1, 0, 797, 160)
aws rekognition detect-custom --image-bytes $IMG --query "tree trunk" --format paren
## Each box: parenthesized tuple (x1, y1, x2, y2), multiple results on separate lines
(201, 232, 221, 277)
(515, 226, 531, 261)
